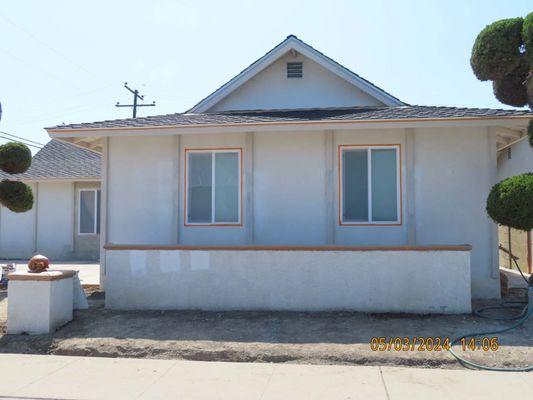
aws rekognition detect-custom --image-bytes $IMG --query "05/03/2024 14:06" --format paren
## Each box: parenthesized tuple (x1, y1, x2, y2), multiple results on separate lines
(369, 337, 500, 352)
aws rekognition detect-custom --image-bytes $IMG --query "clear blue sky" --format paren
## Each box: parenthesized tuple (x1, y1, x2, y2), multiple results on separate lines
(0, 0, 531, 152)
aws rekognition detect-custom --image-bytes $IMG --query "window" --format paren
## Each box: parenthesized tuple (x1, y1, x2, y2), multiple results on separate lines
(287, 62, 303, 78)
(186, 149, 242, 225)
(339, 145, 400, 225)
(78, 189, 101, 234)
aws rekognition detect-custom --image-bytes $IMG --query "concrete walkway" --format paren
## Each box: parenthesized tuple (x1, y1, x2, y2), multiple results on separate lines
(0, 354, 531, 399)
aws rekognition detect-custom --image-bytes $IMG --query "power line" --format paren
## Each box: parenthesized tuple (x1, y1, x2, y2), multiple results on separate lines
(0, 130, 45, 146)
(115, 82, 156, 118)
(0, 136, 42, 149)
(0, 46, 82, 91)
(0, 12, 97, 78)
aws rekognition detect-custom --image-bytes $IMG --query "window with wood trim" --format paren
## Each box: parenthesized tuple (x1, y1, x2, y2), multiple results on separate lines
(78, 189, 101, 235)
(185, 149, 242, 225)
(339, 145, 401, 225)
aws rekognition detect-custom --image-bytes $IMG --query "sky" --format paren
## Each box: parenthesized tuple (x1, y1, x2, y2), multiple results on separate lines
(0, 0, 531, 153)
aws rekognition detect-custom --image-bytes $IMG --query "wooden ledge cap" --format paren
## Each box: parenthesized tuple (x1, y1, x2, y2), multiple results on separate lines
(8, 270, 77, 282)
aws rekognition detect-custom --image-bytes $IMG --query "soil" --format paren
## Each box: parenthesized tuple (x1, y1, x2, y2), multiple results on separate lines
(0, 288, 532, 370)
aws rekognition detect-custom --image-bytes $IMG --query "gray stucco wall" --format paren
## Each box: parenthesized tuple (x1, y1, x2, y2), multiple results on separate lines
(103, 127, 499, 299)
(0, 180, 100, 261)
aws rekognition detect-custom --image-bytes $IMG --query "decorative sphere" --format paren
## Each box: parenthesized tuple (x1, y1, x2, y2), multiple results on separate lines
(28, 254, 50, 273)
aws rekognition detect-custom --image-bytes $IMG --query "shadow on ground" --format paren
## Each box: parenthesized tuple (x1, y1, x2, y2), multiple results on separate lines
(0, 289, 531, 369)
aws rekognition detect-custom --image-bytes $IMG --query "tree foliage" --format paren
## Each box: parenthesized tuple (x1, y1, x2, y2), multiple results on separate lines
(486, 173, 533, 231)
(0, 180, 34, 213)
(0, 140, 34, 213)
(471, 12, 533, 152)
(0, 142, 32, 174)
(492, 56, 529, 107)
(471, 18, 524, 81)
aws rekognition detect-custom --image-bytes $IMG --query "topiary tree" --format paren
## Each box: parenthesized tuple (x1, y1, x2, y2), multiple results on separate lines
(486, 173, 533, 231)
(471, 13, 533, 145)
(0, 105, 34, 213)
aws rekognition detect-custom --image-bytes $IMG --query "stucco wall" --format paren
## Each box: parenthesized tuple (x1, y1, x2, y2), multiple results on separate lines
(36, 181, 75, 259)
(413, 127, 499, 298)
(253, 132, 327, 244)
(208, 53, 384, 112)
(107, 136, 177, 245)
(0, 183, 36, 259)
(497, 138, 533, 181)
(105, 248, 471, 313)
(104, 127, 498, 299)
(0, 181, 100, 260)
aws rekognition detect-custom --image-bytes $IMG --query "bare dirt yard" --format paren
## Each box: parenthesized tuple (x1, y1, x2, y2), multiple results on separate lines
(0, 288, 531, 370)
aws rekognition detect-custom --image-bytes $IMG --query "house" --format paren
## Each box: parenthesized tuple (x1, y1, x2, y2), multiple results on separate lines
(0, 140, 101, 261)
(496, 136, 533, 274)
(46, 35, 532, 313)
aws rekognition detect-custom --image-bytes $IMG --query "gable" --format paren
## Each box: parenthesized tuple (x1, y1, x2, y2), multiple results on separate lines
(208, 52, 385, 112)
(189, 35, 404, 113)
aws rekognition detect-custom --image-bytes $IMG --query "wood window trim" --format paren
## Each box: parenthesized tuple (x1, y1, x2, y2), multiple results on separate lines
(338, 144, 403, 226)
(184, 147, 243, 227)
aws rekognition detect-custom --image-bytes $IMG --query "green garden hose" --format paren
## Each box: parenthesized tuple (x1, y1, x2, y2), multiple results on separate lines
(448, 258, 532, 372)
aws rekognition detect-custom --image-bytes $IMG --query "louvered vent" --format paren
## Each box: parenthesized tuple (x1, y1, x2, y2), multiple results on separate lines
(287, 62, 303, 78)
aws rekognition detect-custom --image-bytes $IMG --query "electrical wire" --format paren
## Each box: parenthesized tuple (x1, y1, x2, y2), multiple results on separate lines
(0, 130, 45, 146)
(0, 12, 97, 78)
(0, 136, 42, 149)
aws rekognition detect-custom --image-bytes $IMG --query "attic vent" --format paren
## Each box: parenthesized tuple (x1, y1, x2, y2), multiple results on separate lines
(287, 62, 303, 78)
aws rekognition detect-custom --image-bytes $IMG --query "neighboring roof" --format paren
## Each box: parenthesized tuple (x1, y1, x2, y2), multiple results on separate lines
(187, 35, 405, 112)
(47, 106, 532, 131)
(0, 139, 100, 181)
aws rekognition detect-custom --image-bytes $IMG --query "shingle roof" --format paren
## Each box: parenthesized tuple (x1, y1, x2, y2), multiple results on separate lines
(0, 139, 100, 181)
(47, 106, 532, 131)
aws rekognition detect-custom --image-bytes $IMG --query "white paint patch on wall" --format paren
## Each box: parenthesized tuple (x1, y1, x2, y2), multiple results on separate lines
(105, 248, 472, 313)
(253, 131, 327, 245)
(413, 127, 498, 299)
(36, 182, 74, 259)
(107, 136, 177, 245)
(209, 53, 384, 112)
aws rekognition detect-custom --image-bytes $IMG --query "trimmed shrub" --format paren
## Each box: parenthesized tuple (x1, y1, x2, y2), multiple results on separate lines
(0, 180, 34, 213)
(0, 142, 32, 174)
(492, 57, 529, 107)
(471, 18, 524, 81)
(523, 12, 533, 64)
(486, 173, 533, 231)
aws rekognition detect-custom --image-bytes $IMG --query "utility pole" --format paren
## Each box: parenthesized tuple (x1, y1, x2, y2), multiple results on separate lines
(115, 82, 156, 118)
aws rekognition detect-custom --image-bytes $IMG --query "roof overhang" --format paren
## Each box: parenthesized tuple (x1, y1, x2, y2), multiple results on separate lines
(48, 115, 531, 152)
(188, 36, 405, 112)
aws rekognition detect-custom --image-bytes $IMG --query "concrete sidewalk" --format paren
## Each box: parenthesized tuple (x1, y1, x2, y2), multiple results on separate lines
(0, 355, 531, 399)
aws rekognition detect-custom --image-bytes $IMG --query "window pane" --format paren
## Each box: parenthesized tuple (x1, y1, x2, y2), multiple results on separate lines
(96, 190, 101, 234)
(214, 152, 239, 222)
(371, 149, 398, 221)
(80, 191, 96, 234)
(188, 153, 212, 223)
(343, 149, 368, 222)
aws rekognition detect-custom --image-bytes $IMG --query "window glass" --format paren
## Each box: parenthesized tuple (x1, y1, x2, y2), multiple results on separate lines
(214, 152, 239, 222)
(188, 152, 212, 223)
(371, 149, 398, 221)
(79, 190, 96, 234)
(343, 149, 368, 222)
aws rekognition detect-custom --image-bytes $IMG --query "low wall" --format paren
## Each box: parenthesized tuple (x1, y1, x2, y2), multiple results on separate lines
(104, 245, 472, 314)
